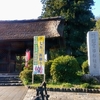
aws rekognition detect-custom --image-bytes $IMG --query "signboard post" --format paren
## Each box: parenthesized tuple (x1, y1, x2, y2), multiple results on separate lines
(32, 36, 45, 83)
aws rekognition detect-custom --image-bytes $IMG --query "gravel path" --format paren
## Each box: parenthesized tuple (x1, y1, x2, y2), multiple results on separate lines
(23, 89, 100, 100)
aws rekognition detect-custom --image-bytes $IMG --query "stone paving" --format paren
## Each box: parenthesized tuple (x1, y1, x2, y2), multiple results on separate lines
(0, 86, 27, 100)
(23, 88, 100, 100)
(1, 85, 99, 100)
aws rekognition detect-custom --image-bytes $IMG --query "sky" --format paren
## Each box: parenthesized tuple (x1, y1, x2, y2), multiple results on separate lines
(0, 0, 99, 20)
(92, 0, 100, 18)
(0, 0, 43, 20)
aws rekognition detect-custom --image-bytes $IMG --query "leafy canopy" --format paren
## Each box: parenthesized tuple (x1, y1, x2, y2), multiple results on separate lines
(41, 0, 95, 56)
(95, 19, 100, 34)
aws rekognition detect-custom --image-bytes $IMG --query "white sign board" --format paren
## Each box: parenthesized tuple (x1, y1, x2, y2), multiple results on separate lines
(87, 31, 100, 76)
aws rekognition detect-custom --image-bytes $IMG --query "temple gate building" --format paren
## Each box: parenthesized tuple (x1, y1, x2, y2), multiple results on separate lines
(0, 17, 65, 73)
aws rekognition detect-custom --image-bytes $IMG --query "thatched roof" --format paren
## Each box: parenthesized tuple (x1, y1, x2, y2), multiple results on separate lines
(0, 17, 65, 40)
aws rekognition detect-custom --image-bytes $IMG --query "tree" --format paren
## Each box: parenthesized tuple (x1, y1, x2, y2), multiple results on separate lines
(95, 18, 100, 34)
(94, 18, 100, 46)
(41, 0, 95, 56)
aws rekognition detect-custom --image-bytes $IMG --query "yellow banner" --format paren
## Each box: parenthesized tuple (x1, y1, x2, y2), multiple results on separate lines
(38, 36, 45, 66)
(33, 36, 45, 74)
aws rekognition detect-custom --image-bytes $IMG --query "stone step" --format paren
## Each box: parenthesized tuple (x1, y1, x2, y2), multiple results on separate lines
(0, 73, 23, 86)
(0, 73, 19, 77)
(0, 83, 23, 86)
(0, 79, 23, 86)
(0, 77, 20, 81)
(0, 80, 22, 83)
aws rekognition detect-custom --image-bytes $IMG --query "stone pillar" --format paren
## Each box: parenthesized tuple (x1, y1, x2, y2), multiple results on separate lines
(87, 31, 100, 76)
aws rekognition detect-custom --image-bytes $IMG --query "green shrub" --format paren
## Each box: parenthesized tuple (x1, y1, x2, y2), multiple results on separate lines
(24, 58, 33, 70)
(62, 83, 73, 88)
(76, 56, 87, 68)
(81, 83, 90, 88)
(20, 58, 46, 84)
(19, 70, 32, 84)
(45, 60, 53, 81)
(33, 75, 44, 83)
(49, 48, 66, 60)
(19, 58, 33, 84)
(82, 60, 89, 74)
(50, 55, 79, 82)
(23, 79, 29, 85)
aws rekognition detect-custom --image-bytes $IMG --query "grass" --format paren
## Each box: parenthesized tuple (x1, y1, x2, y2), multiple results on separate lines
(21, 71, 100, 89)
(29, 82, 100, 89)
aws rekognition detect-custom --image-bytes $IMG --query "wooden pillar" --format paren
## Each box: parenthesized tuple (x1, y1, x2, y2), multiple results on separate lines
(8, 46, 11, 73)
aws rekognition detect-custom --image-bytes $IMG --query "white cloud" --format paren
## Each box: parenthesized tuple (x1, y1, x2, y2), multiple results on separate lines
(0, 0, 43, 20)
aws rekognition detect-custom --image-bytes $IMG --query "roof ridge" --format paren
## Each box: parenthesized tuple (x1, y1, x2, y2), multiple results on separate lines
(0, 16, 64, 23)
